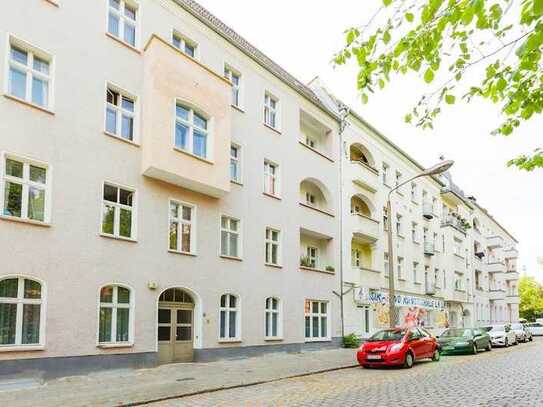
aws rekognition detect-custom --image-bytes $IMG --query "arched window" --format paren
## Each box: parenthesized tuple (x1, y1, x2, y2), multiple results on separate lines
(219, 294, 240, 340)
(98, 285, 132, 345)
(265, 297, 281, 339)
(0, 277, 43, 346)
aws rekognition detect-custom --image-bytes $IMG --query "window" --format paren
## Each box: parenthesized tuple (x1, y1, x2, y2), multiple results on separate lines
(0, 277, 43, 347)
(434, 268, 440, 288)
(101, 183, 135, 239)
(411, 222, 418, 243)
(307, 246, 318, 268)
(172, 32, 197, 58)
(98, 285, 132, 344)
(304, 300, 329, 341)
(265, 228, 280, 265)
(395, 171, 402, 188)
(107, 0, 137, 47)
(433, 232, 439, 251)
(432, 197, 438, 214)
(264, 160, 279, 196)
(442, 234, 446, 253)
(411, 183, 417, 202)
(443, 269, 447, 289)
(7, 39, 52, 108)
(105, 85, 136, 142)
(305, 192, 316, 206)
(265, 297, 281, 339)
(384, 252, 389, 276)
(382, 163, 389, 185)
(224, 66, 241, 107)
(220, 216, 240, 258)
(305, 136, 316, 148)
(2, 155, 50, 223)
(175, 104, 209, 159)
(413, 262, 419, 283)
(169, 200, 195, 254)
(396, 214, 403, 236)
(264, 93, 278, 128)
(219, 294, 239, 340)
(453, 239, 463, 256)
(383, 206, 389, 231)
(230, 144, 241, 183)
(397, 257, 404, 280)
(352, 249, 361, 268)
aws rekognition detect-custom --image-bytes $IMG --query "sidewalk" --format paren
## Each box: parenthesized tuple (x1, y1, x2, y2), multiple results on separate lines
(1, 348, 358, 407)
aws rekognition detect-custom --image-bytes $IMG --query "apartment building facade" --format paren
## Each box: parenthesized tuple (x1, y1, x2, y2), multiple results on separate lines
(0, 0, 343, 376)
(0, 0, 519, 378)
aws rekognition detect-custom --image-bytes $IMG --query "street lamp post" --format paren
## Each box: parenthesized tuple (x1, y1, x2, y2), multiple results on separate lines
(386, 160, 454, 328)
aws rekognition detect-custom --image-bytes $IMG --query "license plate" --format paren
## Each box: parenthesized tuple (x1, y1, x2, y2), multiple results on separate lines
(366, 354, 382, 360)
(443, 346, 454, 351)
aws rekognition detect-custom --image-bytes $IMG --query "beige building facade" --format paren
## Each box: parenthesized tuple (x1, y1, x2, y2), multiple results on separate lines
(0, 0, 518, 377)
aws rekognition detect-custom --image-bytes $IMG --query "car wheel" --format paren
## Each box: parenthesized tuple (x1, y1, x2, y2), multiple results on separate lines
(529, 336, 533, 342)
(432, 348, 440, 362)
(361, 364, 370, 369)
(486, 342, 492, 352)
(472, 344, 478, 355)
(404, 352, 414, 369)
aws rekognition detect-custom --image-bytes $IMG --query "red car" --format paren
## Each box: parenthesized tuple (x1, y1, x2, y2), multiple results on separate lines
(357, 327, 440, 368)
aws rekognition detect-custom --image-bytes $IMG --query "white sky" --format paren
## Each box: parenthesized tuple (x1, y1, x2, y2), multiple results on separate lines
(197, 0, 543, 281)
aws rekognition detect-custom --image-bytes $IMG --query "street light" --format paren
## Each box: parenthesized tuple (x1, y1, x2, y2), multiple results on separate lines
(386, 160, 454, 328)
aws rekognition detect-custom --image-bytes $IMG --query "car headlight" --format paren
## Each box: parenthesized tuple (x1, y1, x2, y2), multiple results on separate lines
(389, 343, 403, 353)
(494, 336, 503, 340)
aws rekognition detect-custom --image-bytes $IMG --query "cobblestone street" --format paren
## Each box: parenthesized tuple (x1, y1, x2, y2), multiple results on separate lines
(152, 338, 543, 407)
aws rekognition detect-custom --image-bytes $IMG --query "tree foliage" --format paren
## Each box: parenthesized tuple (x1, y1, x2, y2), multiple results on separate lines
(519, 275, 543, 320)
(335, 0, 543, 171)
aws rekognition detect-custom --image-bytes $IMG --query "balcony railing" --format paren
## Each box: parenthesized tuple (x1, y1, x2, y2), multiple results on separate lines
(504, 248, 519, 259)
(422, 202, 433, 220)
(352, 213, 380, 242)
(504, 271, 520, 280)
(440, 215, 469, 235)
(424, 241, 435, 256)
(487, 235, 504, 249)
(350, 161, 379, 193)
(488, 288, 506, 300)
(425, 282, 436, 295)
(487, 261, 506, 273)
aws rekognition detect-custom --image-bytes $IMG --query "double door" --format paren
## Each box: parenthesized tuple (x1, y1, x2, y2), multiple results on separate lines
(158, 305, 193, 363)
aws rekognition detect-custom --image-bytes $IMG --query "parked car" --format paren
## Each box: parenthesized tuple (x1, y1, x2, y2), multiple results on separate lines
(483, 324, 517, 347)
(437, 328, 492, 354)
(511, 322, 533, 343)
(526, 322, 543, 336)
(357, 327, 440, 369)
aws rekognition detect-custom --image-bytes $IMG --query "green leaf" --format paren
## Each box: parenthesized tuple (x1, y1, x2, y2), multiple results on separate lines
(405, 12, 414, 22)
(383, 30, 391, 44)
(445, 94, 456, 104)
(535, 0, 543, 16)
(383, 0, 392, 6)
(424, 68, 435, 83)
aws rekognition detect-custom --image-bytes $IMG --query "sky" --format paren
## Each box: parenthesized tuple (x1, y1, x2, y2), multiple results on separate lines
(196, 0, 543, 281)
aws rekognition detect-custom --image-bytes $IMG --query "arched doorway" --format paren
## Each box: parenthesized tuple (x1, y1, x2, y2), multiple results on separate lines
(157, 288, 195, 363)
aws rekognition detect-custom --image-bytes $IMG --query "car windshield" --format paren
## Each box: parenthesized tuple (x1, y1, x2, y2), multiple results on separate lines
(441, 328, 472, 338)
(367, 329, 406, 342)
(511, 323, 523, 329)
(490, 325, 505, 332)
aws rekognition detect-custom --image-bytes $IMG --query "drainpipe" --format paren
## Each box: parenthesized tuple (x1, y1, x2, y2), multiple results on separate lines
(337, 103, 350, 340)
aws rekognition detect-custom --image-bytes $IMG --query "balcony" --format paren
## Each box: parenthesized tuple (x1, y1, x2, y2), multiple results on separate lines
(506, 295, 520, 305)
(424, 241, 435, 256)
(504, 248, 519, 259)
(351, 213, 380, 243)
(488, 289, 506, 301)
(487, 235, 504, 249)
(350, 161, 379, 193)
(504, 271, 520, 280)
(141, 35, 231, 197)
(425, 282, 436, 295)
(422, 202, 433, 220)
(440, 215, 468, 235)
(487, 261, 506, 273)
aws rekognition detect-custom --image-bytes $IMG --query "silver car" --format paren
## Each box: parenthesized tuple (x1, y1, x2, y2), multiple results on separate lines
(510, 323, 532, 342)
(526, 322, 543, 336)
(484, 324, 517, 347)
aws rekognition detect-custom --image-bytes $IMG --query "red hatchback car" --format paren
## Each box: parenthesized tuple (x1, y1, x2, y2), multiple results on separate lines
(357, 327, 440, 368)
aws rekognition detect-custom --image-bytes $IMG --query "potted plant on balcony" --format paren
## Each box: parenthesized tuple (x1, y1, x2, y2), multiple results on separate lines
(300, 256, 312, 268)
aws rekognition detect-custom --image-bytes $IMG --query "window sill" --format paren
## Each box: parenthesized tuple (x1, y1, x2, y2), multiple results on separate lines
(103, 131, 140, 147)
(264, 337, 284, 342)
(397, 234, 405, 239)
(411, 200, 419, 205)
(263, 192, 281, 201)
(265, 263, 282, 270)
(299, 202, 334, 217)
(169, 249, 197, 257)
(231, 104, 245, 113)
(412, 240, 420, 245)
(4, 94, 55, 115)
(304, 338, 331, 343)
(0, 214, 51, 227)
(414, 281, 422, 285)
(300, 266, 335, 275)
(263, 122, 281, 135)
(230, 179, 243, 187)
(97, 342, 134, 349)
(220, 255, 242, 262)
(398, 277, 407, 281)
(218, 339, 242, 344)
(454, 253, 465, 259)
(173, 147, 214, 165)
(105, 32, 142, 55)
(0, 345, 45, 353)
(298, 141, 334, 163)
(100, 233, 138, 243)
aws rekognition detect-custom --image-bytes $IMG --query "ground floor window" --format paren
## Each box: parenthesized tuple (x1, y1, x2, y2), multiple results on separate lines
(0, 277, 43, 346)
(219, 294, 240, 340)
(98, 285, 132, 344)
(304, 300, 328, 340)
(265, 297, 281, 339)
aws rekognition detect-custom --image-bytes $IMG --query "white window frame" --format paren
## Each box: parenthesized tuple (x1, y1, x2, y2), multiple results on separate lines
(168, 199, 196, 255)
(104, 82, 138, 144)
(0, 152, 52, 224)
(397, 257, 404, 280)
(307, 246, 319, 269)
(352, 248, 361, 268)
(107, 0, 139, 48)
(230, 143, 242, 184)
(224, 65, 242, 108)
(96, 284, 134, 346)
(395, 171, 402, 189)
(263, 160, 280, 197)
(5, 35, 54, 110)
(100, 181, 137, 241)
(384, 252, 389, 276)
(172, 30, 198, 59)
(396, 214, 403, 237)
(411, 183, 417, 203)
(305, 192, 316, 206)
(0, 275, 46, 351)
(264, 92, 279, 129)
(218, 293, 241, 342)
(173, 101, 212, 160)
(413, 262, 419, 284)
(265, 227, 281, 266)
(265, 297, 282, 340)
(411, 222, 418, 243)
(382, 163, 389, 185)
(304, 300, 330, 342)
(220, 215, 241, 259)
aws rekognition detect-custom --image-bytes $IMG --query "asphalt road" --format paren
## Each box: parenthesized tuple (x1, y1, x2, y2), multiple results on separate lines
(151, 337, 543, 407)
